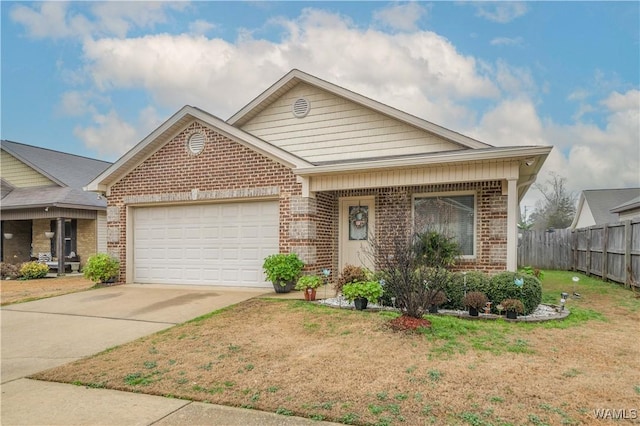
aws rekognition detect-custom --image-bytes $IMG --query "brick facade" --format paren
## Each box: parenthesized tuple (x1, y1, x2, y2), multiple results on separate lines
(107, 120, 508, 284)
(107, 122, 304, 282)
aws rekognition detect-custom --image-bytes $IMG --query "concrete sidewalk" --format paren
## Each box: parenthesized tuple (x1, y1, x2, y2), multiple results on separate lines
(1, 284, 339, 425)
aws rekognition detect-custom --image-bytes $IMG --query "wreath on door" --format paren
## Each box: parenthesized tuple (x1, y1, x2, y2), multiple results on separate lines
(349, 206, 368, 229)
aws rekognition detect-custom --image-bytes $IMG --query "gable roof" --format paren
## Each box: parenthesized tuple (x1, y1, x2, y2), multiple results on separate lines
(0, 140, 111, 210)
(228, 69, 491, 151)
(85, 106, 313, 193)
(611, 195, 640, 214)
(571, 188, 640, 228)
(86, 70, 551, 199)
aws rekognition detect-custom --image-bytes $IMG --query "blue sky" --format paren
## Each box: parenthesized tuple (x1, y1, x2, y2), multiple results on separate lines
(1, 1, 639, 210)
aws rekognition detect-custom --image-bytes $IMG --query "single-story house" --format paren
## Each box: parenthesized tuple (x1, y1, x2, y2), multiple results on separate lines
(1, 141, 111, 272)
(86, 69, 552, 288)
(570, 188, 640, 230)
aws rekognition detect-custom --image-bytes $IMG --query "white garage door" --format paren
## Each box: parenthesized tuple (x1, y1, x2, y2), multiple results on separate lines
(132, 201, 279, 287)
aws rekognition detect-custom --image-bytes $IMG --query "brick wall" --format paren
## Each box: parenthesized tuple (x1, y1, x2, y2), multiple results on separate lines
(107, 121, 303, 282)
(106, 120, 508, 283)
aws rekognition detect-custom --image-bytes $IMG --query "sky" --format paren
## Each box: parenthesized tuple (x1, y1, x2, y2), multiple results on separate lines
(1, 1, 639, 214)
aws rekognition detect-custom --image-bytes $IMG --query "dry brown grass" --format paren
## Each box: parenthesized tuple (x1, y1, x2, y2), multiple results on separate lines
(31, 272, 640, 425)
(0, 275, 96, 305)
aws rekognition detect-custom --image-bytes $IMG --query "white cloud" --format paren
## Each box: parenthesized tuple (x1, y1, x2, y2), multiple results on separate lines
(490, 36, 523, 46)
(474, 2, 529, 23)
(188, 19, 217, 36)
(372, 2, 427, 32)
(10, 1, 185, 40)
(74, 8, 499, 134)
(73, 110, 138, 157)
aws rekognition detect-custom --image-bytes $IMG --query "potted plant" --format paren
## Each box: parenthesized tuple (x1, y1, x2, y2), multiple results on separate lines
(427, 290, 447, 314)
(501, 298, 525, 319)
(295, 274, 323, 301)
(83, 253, 120, 284)
(262, 253, 304, 293)
(341, 280, 384, 310)
(462, 291, 488, 317)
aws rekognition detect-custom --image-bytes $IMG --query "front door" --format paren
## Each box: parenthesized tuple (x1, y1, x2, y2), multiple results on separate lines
(339, 196, 375, 272)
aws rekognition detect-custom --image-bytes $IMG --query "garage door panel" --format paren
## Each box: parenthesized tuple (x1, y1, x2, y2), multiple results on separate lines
(133, 201, 278, 287)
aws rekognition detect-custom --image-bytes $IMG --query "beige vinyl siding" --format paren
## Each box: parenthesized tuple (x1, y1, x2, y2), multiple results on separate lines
(1, 150, 55, 187)
(309, 160, 520, 192)
(240, 83, 464, 163)
(97, 210, 107, 253)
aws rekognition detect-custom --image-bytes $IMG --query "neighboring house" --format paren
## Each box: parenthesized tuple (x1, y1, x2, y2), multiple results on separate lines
(86, 69, 552, 288)
(570, 188, 640, 230)
(1, 141, 111, 271)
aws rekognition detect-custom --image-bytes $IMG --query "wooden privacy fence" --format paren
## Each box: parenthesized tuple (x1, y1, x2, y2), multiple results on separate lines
(518, 219, 640, 287)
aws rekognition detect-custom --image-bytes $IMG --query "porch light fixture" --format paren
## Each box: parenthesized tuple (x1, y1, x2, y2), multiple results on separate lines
(45, 231, 55, 239)
(3, 233, 13, 240)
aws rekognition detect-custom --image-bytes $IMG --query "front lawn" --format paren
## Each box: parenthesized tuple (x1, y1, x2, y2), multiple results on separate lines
(32, 271, 640, 425)
(0, 275, 96, 306)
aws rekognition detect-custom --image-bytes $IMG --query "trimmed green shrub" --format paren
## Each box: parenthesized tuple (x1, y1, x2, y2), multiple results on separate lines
(487, 272, 542, 315)
(83, 253, 120, 284)
(19, 261, 50, 280)
(443, 271, 490, 309)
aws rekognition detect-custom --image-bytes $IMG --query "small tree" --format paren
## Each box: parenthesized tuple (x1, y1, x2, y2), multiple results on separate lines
(368, 226, 455, 319)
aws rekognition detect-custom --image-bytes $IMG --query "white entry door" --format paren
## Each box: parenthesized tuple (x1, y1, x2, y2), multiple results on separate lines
(132, 201, 279, 287)
(339, 196, 375, 272)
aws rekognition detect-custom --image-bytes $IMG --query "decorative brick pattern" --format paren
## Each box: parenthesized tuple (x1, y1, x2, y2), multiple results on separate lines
(107, 227, 120, 243)
(106, 206, 120, 222)
(291, 245, 317, 265)
(289, 220, 317, 240)
(290, 195, 317, 215)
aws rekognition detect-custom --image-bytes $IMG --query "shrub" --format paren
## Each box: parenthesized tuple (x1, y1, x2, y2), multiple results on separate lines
(341, 281, 384, 303)
(1, 262, 20, 279)
(335, 264, 368, 295)
(501, 298, 524, 314)
(462, 291, 488, 309)
(262, 253, 304, 287)
(487, 272, 542, 315)
(83, 253, 120, 284)
(19, 261, 49, 280)
(413, 231, 461, 269)
(295, 274, 323, 290)
(427, 290, 447, 307)
(519, 265, 545, 281)
(443, 271, 490, 309)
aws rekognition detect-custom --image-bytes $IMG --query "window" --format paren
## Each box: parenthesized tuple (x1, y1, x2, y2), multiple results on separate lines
(50, 219, 77, 257)
(413, 194, 475, 256)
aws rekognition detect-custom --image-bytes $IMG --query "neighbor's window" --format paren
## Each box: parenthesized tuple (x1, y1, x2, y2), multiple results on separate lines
(413, 194, 475, 256)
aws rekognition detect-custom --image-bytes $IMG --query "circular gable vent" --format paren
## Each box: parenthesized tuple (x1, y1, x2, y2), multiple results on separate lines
(188, 132, 205, 155)
(292, 97, 310, 118)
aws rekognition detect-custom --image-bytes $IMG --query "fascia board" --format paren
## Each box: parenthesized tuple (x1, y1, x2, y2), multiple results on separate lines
(295, 146, 553, 176)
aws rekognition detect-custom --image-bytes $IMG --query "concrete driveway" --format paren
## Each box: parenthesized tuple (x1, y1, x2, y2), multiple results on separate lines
(0, 284, 341, 426)
(1, 284, 268, 383)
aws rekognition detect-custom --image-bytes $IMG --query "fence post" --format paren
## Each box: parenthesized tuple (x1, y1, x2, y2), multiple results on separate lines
(602, 224, 609, 282)
(624, 220, 632, 287)
(585, 227, 592, 276)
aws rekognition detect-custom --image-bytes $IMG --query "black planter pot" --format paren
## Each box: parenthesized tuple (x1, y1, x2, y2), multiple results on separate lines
(273, 280, 295, 293)
(506, 310, 518, 319)
(468, 307, 479, 317)
(428, 304, 439, 314)
(354, 297, 368, 310)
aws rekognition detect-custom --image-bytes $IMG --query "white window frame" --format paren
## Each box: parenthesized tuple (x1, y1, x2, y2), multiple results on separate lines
(412, 191, 477, 259)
